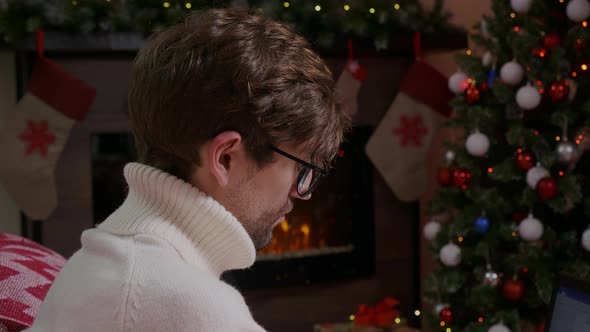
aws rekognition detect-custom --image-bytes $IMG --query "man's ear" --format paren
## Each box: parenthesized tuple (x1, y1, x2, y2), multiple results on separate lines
(206, 131, 244, 187)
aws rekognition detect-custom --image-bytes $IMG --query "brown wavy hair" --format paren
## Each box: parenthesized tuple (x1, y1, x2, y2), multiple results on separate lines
(128, 8, 350, 180)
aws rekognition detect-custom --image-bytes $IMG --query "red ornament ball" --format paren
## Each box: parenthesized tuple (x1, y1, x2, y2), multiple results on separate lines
(575, 39, 585, 52)
(480, 82, 489, 92)
(537, 320, 546, 332)
(465, 85, 481, 105)
(543, 33, 562, 50)
(549, 80, 570, 102)
(512, 211, 528, 222)
(515, 151, 536, 171)
(537, 177, 559, 201)
(437, 167, 454, 187)
(452, 168, 472, 190)
(439, 307, 453, 324)
(502, 278, 525, 302)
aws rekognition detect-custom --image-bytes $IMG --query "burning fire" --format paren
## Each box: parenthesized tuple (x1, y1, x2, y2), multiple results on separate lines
(258, 218, 318, 254)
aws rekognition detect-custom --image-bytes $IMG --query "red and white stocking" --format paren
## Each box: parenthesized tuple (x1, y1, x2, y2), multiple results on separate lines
(334, 40, 367, 117)
(0, 56, 96, 220)
(366, 61, 453, 202)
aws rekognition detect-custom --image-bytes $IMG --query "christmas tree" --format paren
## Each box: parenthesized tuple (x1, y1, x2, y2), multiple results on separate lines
(423, 0, 590, 331)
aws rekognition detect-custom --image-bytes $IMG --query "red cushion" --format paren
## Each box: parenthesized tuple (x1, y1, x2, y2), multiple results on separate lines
(0, 233, 65, 331)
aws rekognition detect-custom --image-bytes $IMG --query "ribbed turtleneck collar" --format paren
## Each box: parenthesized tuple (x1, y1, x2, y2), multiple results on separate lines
(97, 163, 256, 277)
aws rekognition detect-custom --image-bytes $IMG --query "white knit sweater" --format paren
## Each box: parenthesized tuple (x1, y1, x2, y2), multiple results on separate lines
(25, 163, 267, 332)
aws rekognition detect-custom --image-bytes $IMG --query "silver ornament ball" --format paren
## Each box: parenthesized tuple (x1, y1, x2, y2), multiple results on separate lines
(557, 141, 578, 164)
(484, 268, 500, 287)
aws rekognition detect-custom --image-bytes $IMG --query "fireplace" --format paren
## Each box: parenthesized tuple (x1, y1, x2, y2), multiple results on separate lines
(90, 126, 375, 289)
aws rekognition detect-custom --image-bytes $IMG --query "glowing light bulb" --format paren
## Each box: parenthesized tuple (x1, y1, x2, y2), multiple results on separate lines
(344, 4, 350, 10)
(314, 5, 321, 11)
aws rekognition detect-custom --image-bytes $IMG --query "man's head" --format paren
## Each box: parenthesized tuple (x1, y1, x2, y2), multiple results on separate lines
(128, 8, 350, 249)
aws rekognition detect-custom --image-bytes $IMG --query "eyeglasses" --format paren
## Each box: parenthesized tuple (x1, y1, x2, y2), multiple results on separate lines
(269, 145, 328, 197)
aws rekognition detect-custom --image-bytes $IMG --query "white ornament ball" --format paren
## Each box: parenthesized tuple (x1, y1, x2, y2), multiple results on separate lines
(516, 85, 542, 110)
(582, 228, 590, 251)
(481, 20, 490, 38)
(482, 51, 494, 67)
(440, 243, 462, 267)
(511, 0, 534, 13)
(466, 132, 490, 156)
(424, 220, 442, 241)
(433, 303, 447, 315)
(489, 323, 511, 332)
(526, 165, 549, 189)
(445, 150, 456, 164)
(566, 0, 590, 22)
(519, 214, 544, 241)
(500, 61, 524, 86)
(448, 72, 469, 95)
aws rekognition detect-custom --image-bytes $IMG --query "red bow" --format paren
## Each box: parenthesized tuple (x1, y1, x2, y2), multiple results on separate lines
(354, 297, 400, 327)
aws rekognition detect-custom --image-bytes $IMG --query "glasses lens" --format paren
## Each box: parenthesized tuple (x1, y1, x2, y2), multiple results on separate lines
(297, 168, 315, 196)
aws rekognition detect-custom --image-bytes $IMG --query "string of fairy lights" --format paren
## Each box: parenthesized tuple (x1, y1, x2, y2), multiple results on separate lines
(147, 1, 404, 13)
(0, 0, 459, 49)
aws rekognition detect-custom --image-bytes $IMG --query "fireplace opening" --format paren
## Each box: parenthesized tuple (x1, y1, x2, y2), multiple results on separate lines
(91, 126, 375, 289)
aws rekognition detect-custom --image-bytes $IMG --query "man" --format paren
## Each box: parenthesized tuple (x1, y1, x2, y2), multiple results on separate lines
(26, 7, 349, 332)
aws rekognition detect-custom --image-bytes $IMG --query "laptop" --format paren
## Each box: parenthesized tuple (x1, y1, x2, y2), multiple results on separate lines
(546, 273, 590, 332)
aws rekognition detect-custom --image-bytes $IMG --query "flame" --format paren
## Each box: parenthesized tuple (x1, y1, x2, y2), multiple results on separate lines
(301, 224, 310, 236)
(280, 219, 290, 232)
(258, 217, 323, 255)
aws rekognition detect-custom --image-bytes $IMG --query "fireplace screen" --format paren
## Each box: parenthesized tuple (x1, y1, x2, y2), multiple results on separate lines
(91, 127, 375, 289)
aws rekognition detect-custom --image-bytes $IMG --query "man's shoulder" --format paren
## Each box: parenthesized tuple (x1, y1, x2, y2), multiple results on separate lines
(128, 234, 229, 293)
